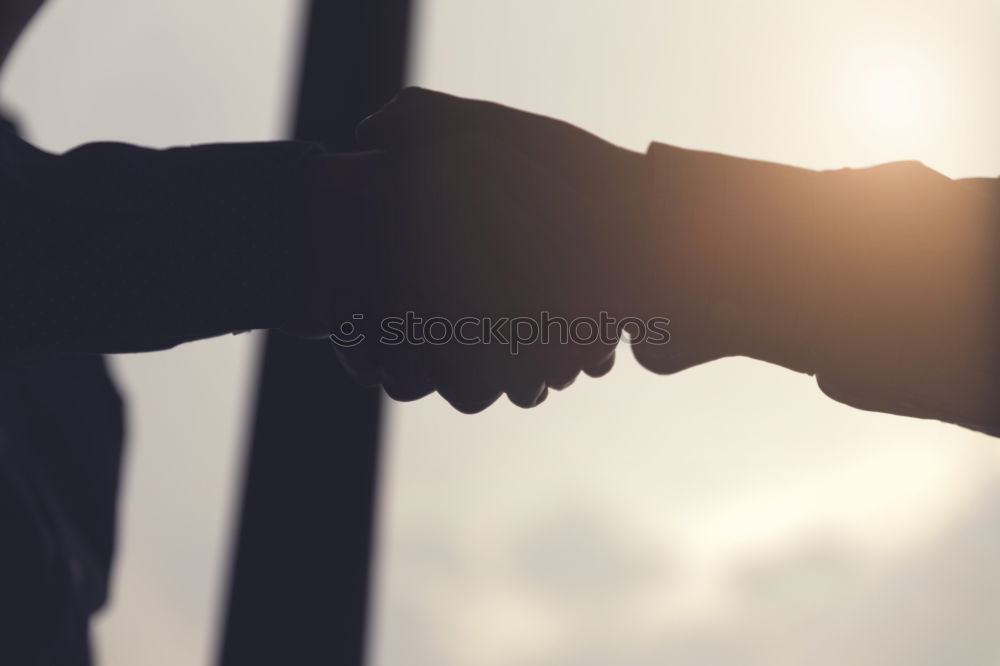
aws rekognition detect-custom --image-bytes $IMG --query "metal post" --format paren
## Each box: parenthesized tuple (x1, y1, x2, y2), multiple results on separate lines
(219, 1, 411, 663)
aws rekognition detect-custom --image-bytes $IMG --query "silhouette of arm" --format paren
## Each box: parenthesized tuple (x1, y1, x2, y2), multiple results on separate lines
(0, 130, 359, 359)
(638, 144, 1000, 434)
(357, 87, 999, 427)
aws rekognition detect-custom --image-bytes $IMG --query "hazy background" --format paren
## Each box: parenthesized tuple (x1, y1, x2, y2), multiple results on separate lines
(3, 1, 1000, 664)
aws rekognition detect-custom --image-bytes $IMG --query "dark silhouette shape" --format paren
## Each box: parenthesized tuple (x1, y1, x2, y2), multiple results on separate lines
(354, 87, 1000, 434)
(219, 2, 410, 664)
(0, 352, 122, 664)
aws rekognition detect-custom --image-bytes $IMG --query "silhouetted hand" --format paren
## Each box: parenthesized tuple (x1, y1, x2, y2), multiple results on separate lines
(337, 89, 655, 412)
(336, 88, 998, 433)
(355, 89, 726, 384)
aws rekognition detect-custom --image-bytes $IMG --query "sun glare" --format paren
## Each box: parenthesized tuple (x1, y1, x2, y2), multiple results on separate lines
(838, 43, 951, 159)
(862, 61, 926, 131)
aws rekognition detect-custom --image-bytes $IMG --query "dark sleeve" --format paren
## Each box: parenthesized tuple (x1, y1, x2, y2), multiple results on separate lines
(647, 142, 1000, 435)
(0, 129, 325, 358)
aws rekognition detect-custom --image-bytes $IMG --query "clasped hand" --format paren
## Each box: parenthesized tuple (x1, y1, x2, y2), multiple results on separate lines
(313, 88, 660, 412)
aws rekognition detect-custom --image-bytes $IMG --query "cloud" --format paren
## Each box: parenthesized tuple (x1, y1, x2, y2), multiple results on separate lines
(510, 504, 668, 609)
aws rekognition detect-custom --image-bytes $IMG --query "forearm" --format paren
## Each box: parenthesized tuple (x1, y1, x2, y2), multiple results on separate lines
(0, 133, 333, 357)
(646, 142, 1000, 431)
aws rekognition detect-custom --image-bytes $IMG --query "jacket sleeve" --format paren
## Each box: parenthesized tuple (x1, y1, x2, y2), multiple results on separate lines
(646, 142, 1000, 435)
(0, 129, 326, 358)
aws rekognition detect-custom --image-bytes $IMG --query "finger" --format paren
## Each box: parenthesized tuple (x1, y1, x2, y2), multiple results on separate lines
(332, 343, 381, 387)
(474, 342, 547, 408)
(441, 391, 502, 414)
(630, 338, 718, 376)
(502, 326, 578, 391)
(434, 365, 503, 413)
(583, 347, 616, 378)
(506, 377, 547, 408)
(378, 344, 436, 402)
(427, 345, 504, 414)
(482, 339, 548, 408)
(383, 380, 435, 402)
(544, 357, 580, 391)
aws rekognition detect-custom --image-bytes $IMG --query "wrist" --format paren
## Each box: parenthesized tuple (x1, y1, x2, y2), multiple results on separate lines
(283, 150, 382, 338)
(604, 147, 655, 321)
(631, 143, 779, 364)
(645, 144, 833, 372)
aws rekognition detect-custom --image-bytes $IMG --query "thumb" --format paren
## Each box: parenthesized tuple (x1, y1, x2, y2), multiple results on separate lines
(356, 86, 610, 163)
(630, 338, 724, 376)
(356, 87, 467, 148)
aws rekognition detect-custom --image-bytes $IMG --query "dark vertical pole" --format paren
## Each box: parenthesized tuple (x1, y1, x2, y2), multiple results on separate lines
(219, 1, 411, 664)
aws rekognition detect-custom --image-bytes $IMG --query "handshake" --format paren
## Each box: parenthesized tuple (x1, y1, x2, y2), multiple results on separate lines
(298, 87, 691, 413)
(294, 87, 999, 435)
